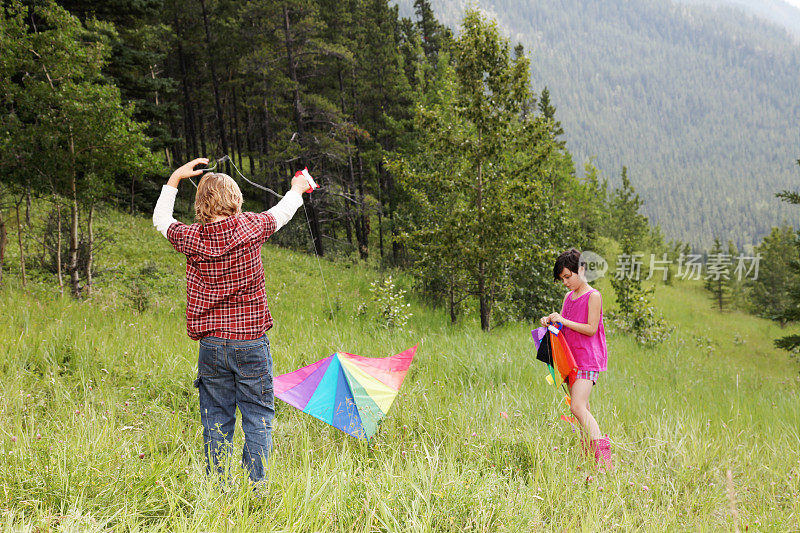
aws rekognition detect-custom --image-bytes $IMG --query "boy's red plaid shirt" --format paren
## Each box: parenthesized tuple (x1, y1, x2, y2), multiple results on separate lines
(166, 212, 278, 340)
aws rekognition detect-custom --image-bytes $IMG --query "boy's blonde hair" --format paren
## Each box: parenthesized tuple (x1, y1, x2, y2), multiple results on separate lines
(195, 173, 243, 224)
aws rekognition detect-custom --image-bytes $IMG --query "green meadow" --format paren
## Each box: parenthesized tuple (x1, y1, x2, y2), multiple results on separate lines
(0, 208, 798, 532)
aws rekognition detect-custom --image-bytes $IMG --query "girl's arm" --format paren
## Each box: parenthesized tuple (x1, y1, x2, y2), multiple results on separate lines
(548, 291, 602, 336)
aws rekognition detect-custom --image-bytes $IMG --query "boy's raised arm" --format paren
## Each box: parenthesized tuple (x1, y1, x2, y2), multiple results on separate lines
(153, 158, 209, 237)
(264, 172, 310, 231)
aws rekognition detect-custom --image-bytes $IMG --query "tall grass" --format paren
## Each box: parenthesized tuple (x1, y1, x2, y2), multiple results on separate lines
(0, 208, 798, 531)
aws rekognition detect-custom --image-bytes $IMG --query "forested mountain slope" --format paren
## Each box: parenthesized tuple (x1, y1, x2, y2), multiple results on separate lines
(397, 0, 800, 248)
(680, 0, 800, 39)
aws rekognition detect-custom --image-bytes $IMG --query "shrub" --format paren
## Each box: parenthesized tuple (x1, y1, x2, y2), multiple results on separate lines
(369, 275, 412, 329)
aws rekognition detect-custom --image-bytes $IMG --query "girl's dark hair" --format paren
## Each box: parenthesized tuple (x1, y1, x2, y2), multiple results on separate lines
(553, 248, 584, 281)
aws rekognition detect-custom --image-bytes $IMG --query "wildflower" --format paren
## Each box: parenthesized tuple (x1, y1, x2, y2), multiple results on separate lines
(471, 432, 477, 437)
(139, 453, 145, 459)
(500, 411, 508, 419)
(36, 433, 41, 440)
(642, 485, 649, 491)
(586, 475, 593, 483)
(401, 450, 407, 457)
(11, 436, 17, 443)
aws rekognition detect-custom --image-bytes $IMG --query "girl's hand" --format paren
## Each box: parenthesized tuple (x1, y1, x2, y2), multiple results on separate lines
(548, 312, 564, 325)
(540, 316, 551, 326)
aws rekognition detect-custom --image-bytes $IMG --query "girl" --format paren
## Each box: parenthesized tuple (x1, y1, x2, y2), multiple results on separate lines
(540, 248, 612, 470)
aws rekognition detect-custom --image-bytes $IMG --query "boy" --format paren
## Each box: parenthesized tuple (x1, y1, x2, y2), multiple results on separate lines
(153, 157, 310, 483)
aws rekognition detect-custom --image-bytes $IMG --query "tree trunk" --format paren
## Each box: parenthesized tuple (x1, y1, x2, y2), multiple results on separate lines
(337, 67, 354, 246)
(356, 148, 369, 260)
(476, 139, 489, 330)
(449, 284, 457, 324)
(0, 210, 5, 286)
(232, 84, 243, 169)
(478, 263, 489, 330)
(130, 177, 135, 215)
(174, 8, 198, 157)
(283, 6, 303, 145)
(352, 68, 369, 260)
(308, 197, 324, 256)
(56, 199, 63, 296)
(385, 162, 400, 264)
(377, 162, 384, 259)
(68, 133, 81, 298)
(246, 106, 255, 176)
(25, 181, 31, 226)
(15, 202, 26, 287)
(282, 6, 323, 256)
(149, 64, 172, 168)
(86, 200, 94, 296)
(199, 0, 229, 166)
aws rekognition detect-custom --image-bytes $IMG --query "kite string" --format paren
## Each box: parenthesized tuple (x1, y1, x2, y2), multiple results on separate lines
(302, 200, 344, 352)
(194, 155, 344, 352)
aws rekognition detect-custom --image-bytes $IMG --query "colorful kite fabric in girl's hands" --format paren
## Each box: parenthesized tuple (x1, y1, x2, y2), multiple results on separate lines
(533, 323, 578, 390)
(274, 346, 416, 441)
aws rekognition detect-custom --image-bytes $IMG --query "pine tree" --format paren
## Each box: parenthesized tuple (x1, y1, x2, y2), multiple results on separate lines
(704, 237, 732, 310)
(773, 160, 800, 351)
(747, 226, 796, 326)
(607, 166, 648, 249)
(392, 9, 577, 329)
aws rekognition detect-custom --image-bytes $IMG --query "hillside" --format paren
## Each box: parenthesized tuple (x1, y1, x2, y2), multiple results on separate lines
(397, 0, 800, 249)
(679, 0, 800, 39)
(0, 207, 798, 529)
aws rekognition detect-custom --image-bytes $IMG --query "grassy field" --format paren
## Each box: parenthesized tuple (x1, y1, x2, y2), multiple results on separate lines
(0, 207, 799, 531)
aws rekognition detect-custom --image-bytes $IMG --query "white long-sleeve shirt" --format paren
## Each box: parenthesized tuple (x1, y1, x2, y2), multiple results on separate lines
(152, 184, 303, 238)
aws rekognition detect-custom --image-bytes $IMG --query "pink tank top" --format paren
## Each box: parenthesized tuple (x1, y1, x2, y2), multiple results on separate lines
(560, 288, 607, 371)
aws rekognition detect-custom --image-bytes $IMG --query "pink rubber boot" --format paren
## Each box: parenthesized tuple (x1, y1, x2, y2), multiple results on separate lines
(591, 435, 613, 471)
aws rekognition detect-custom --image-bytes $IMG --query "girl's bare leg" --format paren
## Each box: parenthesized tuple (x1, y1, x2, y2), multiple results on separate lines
(569, 379, 601, 439)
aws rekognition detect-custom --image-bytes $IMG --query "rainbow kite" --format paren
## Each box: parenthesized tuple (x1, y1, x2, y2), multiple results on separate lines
(274, 345, 416, 440)
(533, 322, 578, 422)
(533, 323, 577, 389)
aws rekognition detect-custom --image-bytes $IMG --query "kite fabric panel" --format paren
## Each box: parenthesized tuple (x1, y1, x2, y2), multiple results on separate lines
(533, 324, 577, 388)
(274, 345, 417, 440)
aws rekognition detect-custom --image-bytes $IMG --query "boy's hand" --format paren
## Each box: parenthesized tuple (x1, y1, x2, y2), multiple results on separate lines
(168, 158, 209, 188)
(291, 172, 310, 194)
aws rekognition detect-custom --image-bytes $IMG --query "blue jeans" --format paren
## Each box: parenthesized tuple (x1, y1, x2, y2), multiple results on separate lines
(194, 335, 274, 483)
